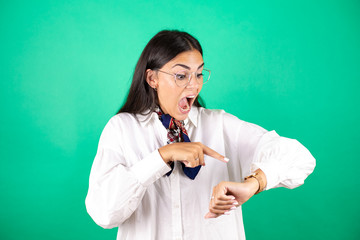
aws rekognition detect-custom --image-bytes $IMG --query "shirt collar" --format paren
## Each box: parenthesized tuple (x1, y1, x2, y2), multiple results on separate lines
(137, 107, 199, 128)
(186, 106, 198, 128)
(137, 110, 158, 127)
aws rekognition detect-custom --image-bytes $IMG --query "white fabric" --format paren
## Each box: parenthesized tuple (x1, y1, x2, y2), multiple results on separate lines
(85, 107, 316, 240)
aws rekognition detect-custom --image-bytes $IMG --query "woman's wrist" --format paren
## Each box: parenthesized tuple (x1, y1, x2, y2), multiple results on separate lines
(158, 145, 172, 164)
(244, 169, 267, 194)
(243, 177, 260, 196)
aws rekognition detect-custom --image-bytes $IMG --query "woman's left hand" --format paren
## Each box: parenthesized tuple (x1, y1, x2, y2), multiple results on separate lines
(204, 171, 265, 218)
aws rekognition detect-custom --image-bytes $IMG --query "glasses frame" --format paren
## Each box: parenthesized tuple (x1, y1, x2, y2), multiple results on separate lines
(156, 68, 211, 87)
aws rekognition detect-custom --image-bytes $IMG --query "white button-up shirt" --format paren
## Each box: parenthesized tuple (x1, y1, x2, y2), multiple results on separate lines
(85, 107, 315, 240)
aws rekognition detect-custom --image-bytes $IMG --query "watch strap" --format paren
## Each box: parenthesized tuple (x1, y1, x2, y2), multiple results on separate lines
(244, 172, 265, 194)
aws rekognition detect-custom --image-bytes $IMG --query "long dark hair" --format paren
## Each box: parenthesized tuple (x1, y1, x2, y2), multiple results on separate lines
(118, 30, 205, 114)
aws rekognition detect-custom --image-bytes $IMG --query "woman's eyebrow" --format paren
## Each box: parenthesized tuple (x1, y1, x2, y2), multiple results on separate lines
(172, 64, 190, 69)
(171, 63, 205, 70)
(197, 63, 205, 70)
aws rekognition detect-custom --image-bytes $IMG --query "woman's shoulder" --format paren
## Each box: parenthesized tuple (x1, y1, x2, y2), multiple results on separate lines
(196, 107, 268, 138)
(108, 111, 156, 127)
(107, 112, 135, 124)
(99, 112, 153, 139)
(196, 107, 240, 121)
(196, 107, 266, 131)
(190, 107, 242, 127)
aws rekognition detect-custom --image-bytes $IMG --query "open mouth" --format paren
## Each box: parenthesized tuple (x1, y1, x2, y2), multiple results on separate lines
(178, 95, 196, 113)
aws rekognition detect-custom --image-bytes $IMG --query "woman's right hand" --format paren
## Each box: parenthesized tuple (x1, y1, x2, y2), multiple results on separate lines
(158, 142, 228, 167)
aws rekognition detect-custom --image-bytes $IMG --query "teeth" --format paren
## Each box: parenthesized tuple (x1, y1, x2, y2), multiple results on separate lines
(187, 95, 195, 98)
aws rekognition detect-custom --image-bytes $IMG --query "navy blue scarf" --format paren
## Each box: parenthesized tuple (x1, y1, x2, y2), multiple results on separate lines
(156, 109, 201, 180)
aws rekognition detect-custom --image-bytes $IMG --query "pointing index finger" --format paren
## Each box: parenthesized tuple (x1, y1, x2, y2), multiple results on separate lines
(201, 144, 229, 163)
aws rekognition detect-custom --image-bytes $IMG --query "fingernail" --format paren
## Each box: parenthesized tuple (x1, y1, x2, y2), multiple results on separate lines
(224, 211, 231, 215)
(231, 206, 237, 210)
(224, 157, 229, 162)
(233, 201, 239, 205)
(231, 196, 235, 200)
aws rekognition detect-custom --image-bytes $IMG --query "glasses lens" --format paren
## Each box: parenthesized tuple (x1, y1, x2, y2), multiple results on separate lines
(175, 70, 190, 87)
(200, 69, 210, 84)
(174, 69, 211, 87)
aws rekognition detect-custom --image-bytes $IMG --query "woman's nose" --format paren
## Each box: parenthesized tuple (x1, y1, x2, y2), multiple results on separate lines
(186, 72, 200, 88)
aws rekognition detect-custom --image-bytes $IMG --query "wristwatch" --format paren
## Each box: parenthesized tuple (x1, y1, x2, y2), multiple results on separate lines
(244, 172, 265, 194)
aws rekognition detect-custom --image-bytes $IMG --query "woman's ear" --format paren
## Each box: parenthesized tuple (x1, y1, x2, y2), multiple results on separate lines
(146, 69, 158, 89)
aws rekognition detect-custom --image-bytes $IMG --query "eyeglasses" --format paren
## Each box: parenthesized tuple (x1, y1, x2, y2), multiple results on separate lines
(156, 69, 211, 87)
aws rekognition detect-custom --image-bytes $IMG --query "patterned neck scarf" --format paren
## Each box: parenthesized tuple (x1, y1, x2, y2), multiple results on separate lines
(155, 107, 201, 180)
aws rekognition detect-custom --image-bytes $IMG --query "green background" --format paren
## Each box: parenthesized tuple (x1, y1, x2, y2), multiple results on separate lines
(1, 0, 359, 239)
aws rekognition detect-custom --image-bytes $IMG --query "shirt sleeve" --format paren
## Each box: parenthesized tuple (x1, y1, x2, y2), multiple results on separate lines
(251, 130, 316, 190)
(85, 116, 171, 229)
(222, 111, 316, 190)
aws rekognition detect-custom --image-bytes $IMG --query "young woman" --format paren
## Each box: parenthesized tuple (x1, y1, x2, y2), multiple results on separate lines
(85, 30, 315, 240)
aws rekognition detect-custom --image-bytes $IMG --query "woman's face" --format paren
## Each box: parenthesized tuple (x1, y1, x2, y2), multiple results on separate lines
(150, 50, 204, 120)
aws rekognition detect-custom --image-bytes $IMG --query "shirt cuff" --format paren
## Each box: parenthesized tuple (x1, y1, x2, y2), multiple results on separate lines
(130, 150, 172, 187)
